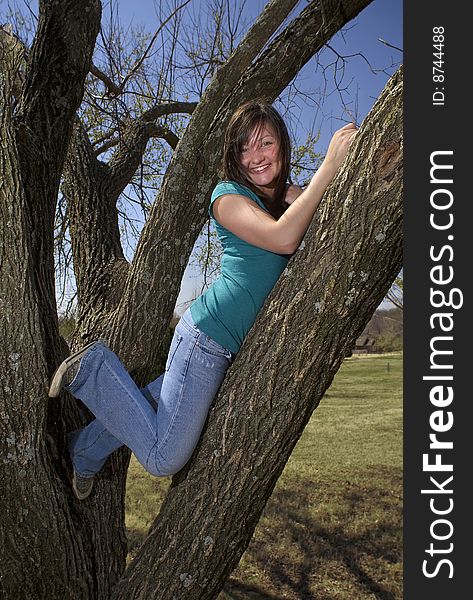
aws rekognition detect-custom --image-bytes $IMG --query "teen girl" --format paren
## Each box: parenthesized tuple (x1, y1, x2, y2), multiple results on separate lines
(49, 100, 356, 499)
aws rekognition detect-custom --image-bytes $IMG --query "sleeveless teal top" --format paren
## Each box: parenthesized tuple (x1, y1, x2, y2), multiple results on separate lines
(190, 181, 290, 354)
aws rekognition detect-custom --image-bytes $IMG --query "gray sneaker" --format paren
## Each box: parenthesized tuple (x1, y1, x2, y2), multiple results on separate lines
(72, 470, 95, 500)
(48, 341, 98, 398)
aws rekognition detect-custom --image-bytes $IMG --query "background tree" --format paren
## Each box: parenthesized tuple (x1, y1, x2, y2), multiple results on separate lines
(0, 1, 401, 598)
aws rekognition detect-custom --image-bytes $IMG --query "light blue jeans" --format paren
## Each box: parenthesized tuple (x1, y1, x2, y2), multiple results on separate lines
(67, 308, 234, 477)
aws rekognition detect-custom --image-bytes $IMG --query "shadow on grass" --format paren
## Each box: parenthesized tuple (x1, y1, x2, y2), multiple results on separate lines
(221, 466, 402, 600)
(125, 467, 402, 599)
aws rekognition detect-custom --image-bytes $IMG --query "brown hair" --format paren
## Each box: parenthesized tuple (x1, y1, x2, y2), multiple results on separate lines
(222, 100, 291, 217)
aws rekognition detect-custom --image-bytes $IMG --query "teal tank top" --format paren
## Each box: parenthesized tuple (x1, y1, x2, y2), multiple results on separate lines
(190, 181, 290, 354)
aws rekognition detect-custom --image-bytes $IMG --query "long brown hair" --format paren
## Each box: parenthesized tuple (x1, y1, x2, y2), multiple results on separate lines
(222, 100, 291, 218)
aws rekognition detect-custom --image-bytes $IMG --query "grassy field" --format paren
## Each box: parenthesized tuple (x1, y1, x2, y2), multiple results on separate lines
(125, 352, 403, 600)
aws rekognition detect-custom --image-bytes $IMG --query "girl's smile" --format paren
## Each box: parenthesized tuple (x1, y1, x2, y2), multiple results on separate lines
(240, 124, 282, 197)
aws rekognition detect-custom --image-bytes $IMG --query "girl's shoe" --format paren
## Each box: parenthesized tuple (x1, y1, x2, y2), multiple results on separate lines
(48, 341, 98, 398)
(72, 470, 95, 500)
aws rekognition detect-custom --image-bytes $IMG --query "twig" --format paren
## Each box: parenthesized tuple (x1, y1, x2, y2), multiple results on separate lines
(378, 38, 403, 53)
(119, 0, 192, 93)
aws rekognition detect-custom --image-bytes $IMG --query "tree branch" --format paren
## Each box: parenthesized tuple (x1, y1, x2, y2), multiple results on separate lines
(95, 125, 180, 156)
(118, 0, 193, 94)
(378, 37, 403, 52)
(16, 0, 101, 176)
(147, 125, 180, 150)
(89, 0, 192, 98)
(140, 100, 198, 123)
(90, 61, 122, 96)
(93, 136, 122, 156)
(11, 0, 102, 365)
(0, 25, 26, 102)
(105, 101, 197, 199)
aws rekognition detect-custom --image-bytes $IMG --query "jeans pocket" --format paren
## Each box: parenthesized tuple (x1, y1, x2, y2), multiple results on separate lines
(197, 333, 232, 360)
(165, 331, 183, 372)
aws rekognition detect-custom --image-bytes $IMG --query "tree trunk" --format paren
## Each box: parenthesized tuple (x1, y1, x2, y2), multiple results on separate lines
(113, 66, 403, 600)
(0, 4, 129, 600)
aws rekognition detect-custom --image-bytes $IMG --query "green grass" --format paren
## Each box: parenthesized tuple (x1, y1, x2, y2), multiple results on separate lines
(125, 352, 403, 599)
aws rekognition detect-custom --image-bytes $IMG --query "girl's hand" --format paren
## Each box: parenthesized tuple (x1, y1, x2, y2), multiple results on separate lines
(284, 183, 304, 205)
(323, 122, 358, 175)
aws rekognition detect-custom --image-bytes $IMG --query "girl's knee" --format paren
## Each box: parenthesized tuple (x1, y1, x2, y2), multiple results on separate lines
(145, 453, 189, 477)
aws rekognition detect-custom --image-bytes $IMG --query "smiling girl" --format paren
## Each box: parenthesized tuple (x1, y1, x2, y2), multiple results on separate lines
(48, 100, 356, 499)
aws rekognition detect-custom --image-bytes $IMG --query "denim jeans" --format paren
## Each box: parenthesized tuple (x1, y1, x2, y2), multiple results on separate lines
(67, 308, 234, 477)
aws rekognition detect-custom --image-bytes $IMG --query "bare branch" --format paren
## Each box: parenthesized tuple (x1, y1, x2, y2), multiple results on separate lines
(89, 61, 122, 96)
(386, 274, 403, 309)
(5, 1, 101, 367)
(119, 0, 192, 92)
(89, 0, 192, 99)
(94, 124, 179, 156)
(105, 101, 196, 195)
(147, 124, 180, 150)
(140, 100, 197, 122)
(378, 37, 403, 52)
(0, 25, 26, 102)
(91, 124, 120, 147)
(94, 136, 121, 156)
(17, 1, 101, 160)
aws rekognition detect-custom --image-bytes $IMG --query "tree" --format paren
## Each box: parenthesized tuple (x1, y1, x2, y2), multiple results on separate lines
(0, 1, 401, 598)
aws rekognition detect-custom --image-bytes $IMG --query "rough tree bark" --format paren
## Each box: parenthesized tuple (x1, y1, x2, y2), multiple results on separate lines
(0, 1, 402, 599)
(0, 3, 115, 599)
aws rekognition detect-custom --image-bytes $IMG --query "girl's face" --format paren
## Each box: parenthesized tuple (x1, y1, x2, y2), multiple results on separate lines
(239, 123, 282, 196)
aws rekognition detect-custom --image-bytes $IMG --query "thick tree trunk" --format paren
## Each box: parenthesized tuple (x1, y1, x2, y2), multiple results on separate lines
(113, 66, 403, 600)
(0, 5, 130, 600)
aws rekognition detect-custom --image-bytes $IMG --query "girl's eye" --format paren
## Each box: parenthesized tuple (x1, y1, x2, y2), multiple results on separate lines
(241, 147, 248, 154)
(262, 140, 273, 147)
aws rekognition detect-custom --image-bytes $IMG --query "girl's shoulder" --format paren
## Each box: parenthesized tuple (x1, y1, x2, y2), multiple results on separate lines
(212, 180, 258, 202)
